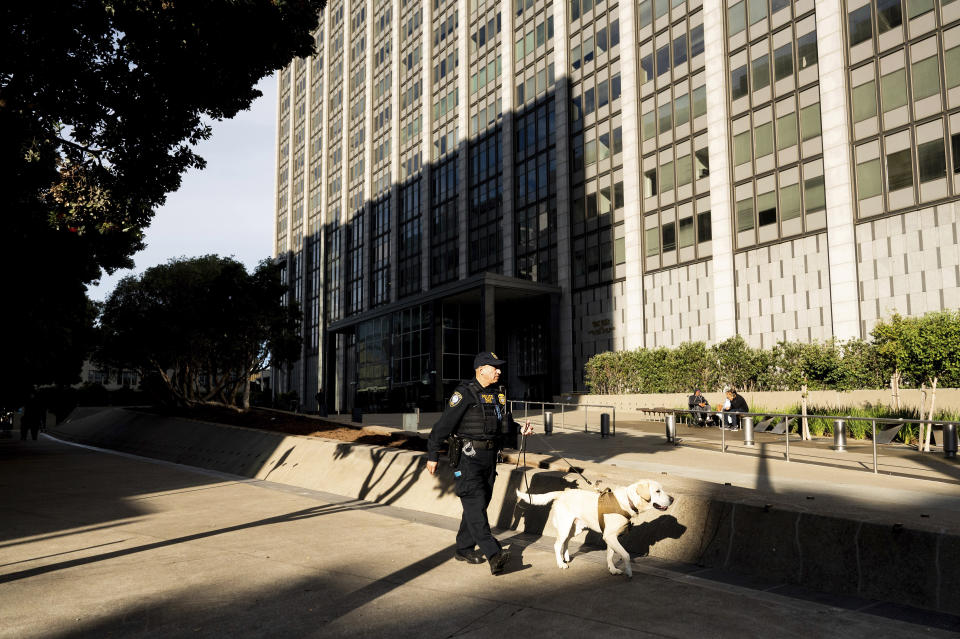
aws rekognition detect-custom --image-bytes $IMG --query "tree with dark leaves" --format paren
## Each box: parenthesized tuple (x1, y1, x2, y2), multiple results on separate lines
(0, 1, 324, 408)
(99, 256, 301, 409)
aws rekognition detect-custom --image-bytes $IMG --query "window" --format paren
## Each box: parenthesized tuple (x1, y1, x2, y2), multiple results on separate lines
(774, 43, 793, 81)
(947, 47, 960, 89)
(852, 80, 877, 122)
(697, 211, 712, 242)
(804, 175, 826, 213)
(678, 216, 694, 247)
(658, 102, 672, 133)
(734, 130, 752, 165)
(673, 34, 687, 67)
(655, 0, 669, 19)
(695, 148, 710, 177)
(729, 2, 746, 35)
(757, 191, 777, 226)
(798, 31, 818, 69)
(752, 54, 770, 91)
(731, 65, 748, 100)
(953, 134, 960, 173)
(771, 0, 790, 12)
(917, 139, 946, 183)
(693, 85, 707, 117)
(777, 113, 797, 148)
(662, 222, 676, 251)
(677, 154, 693, 185)
(675, 94, 690, 126)
(736, 197, 754, 231)
(800, 103, 821, 141)
(886, 148, 913, 190)
(755, 122, 774, 157)
(780, 183, 801, 219)
(639, 0, 652, 27)
(881, 68, 907, 112)
(643, 111, 656, 140)
(641, 55, 654, 83)
(877, 0, 902, 33)
(645, 226, 660, 256)
(849, 5, 873, 46)
(912, 56, 940, 101)
(857, 158, 882, 199)
(748, 0, 767, 24)
(660, 160, 675, 191)
(907, 0, 934, 19)
(654, 45, 669, 77)
(691, 25, 704, 57)
(644, 168, 658, 196)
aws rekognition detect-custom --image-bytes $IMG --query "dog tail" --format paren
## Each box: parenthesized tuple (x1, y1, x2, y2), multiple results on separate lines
(516, 489, 563, 506)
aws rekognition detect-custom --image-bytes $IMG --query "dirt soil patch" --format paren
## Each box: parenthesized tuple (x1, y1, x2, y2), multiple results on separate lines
(143, 405, 429, 452)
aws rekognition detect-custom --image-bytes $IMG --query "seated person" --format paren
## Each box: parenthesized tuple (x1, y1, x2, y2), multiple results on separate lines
(687, 389, 714, 427)
(721, 389, 749, 429)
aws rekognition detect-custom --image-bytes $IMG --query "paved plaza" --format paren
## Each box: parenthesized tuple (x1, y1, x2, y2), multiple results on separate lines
(2, 430, 959, 638)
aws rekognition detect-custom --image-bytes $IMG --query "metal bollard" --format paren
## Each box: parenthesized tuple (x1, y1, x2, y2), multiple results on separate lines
(665, 414, 676, 443)
(600, 413, 611, 438)
(944, 423, 958, 459)
(544, 411, 554, 435)
(742, 415, 755, 447)
(833, 419, 847, 452)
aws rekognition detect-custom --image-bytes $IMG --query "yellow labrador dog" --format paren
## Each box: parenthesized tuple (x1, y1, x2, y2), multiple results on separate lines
(516, 480, 674, 577)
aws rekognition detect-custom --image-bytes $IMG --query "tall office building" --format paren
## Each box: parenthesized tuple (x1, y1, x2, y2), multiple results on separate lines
(273, 0, 960, 413)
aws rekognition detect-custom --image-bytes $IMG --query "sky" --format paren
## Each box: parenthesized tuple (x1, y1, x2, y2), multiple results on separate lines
(87, 75, 278, 302)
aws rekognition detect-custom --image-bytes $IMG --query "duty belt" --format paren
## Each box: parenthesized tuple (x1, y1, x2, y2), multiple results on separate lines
(463, 438, 498, 449)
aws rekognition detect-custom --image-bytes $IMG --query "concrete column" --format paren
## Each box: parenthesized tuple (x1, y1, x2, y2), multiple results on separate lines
(482, 281, 496, 351)
(552, 0, 574, 391)
(341, 0, 352, 304)
(361, 0, 375, 313)
(500, 1, 516, 276)
(390, 0, 402, 303)
(315, 12, 333, 406)
(420, 0, 434, 293)
(702, 0, 737, 342)
(618, 0, 644, 350)
(816, 0, 861, 340)
(457, 0, 470, 279)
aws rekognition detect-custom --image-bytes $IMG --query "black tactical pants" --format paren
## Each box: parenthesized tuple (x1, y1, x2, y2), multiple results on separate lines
(454, 447, 501, 558)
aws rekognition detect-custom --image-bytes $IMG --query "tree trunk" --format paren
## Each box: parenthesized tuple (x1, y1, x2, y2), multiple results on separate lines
(918, 383, 928, 451)
(801, 384, 810, 441)
(242, 375, 251, 410)
(924, 376, 938, 453)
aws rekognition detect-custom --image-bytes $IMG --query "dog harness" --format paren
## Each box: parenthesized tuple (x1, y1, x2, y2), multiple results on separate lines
(597, 489, 633, 532)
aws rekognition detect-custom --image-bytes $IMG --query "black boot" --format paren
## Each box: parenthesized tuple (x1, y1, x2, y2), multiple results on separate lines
(454, 548, 485, 564)
(488, 549, 511, 575)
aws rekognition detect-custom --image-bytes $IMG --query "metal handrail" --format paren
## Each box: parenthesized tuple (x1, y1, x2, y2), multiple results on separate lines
(507, 400, 617, 436)
(659, 408, 959, 474)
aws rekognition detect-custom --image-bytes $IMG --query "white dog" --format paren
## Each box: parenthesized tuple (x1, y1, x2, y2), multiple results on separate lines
(516, 480, 674, 577)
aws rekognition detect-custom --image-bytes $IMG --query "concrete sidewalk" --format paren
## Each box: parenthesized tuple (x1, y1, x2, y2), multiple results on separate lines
(2, 435, 958, 638)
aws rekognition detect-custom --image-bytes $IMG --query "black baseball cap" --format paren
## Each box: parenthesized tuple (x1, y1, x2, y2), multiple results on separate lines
(474, 351, 506, 369)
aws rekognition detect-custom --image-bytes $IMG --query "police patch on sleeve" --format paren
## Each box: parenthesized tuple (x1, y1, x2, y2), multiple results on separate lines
(498, 393, 506, 405)
(449, 391, 462, 407)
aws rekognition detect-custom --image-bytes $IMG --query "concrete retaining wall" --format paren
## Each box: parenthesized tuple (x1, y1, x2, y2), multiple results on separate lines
(562, 388, 960, 414)
(50, 407, 960, 616)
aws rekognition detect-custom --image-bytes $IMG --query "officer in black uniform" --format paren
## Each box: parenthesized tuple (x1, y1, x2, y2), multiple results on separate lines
(426, 351, 533, 575)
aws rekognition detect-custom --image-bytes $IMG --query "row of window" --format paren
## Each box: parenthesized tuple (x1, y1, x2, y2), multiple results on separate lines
(570, 70, 622, 120)
(516, 13, 555, 60)
(639, 24, 703, 83)
(471, 12, 501, 55)
(433, 49, 458, 84)
(470, 55, 501, 93)
(571, 17, 619, 70)
(729, 23, 817, 105)
(516, 61, 556, 105)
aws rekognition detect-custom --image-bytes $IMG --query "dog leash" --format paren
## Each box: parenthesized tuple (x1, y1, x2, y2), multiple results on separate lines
(516, 431, 597, 489)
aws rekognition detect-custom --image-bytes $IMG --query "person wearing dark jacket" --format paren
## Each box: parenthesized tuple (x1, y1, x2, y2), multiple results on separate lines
(687, 389, 711, 427)
(426, 352, 533, 575)
(723, 389, 749, 429)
